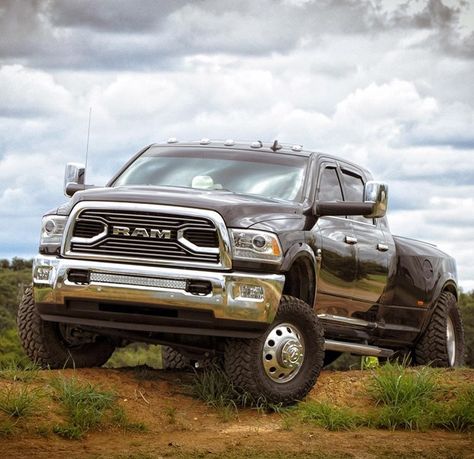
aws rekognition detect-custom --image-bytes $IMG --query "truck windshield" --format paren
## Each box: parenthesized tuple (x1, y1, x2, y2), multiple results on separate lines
(113, 147, 308, 202)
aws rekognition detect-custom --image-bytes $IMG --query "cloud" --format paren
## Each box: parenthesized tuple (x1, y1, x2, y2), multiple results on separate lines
(0, 1, 473, 289)
(0, 65, 73, 117)
(0, 0, 471, 70)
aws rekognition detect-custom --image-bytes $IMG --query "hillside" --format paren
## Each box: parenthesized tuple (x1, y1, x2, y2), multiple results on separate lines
(0, 366, 473, 459)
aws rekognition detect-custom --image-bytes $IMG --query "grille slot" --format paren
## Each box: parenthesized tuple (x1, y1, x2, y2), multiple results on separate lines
(69, 208, 220, 265)
(73, 220, 105, 239)
(183, 229, 219, 248)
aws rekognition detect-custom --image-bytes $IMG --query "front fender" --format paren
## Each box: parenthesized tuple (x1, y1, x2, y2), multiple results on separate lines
(281, 242, 317, 272)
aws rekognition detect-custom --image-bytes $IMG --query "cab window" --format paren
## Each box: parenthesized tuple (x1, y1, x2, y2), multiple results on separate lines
(318, 167, 343, 201)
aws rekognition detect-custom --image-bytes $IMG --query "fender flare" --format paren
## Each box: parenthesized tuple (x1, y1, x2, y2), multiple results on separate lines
(281, 243, 318, 308)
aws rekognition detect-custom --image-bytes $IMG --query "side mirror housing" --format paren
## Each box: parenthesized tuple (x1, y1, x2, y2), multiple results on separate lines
(363, 181, 388, 218)
(64, 163, 85, 197)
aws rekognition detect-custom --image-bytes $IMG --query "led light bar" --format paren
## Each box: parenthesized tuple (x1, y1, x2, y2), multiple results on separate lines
(89, 273, 187, 290)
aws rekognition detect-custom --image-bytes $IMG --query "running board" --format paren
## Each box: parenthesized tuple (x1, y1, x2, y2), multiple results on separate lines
(324, 339, 394, 358)
(318, 313, 376, 329)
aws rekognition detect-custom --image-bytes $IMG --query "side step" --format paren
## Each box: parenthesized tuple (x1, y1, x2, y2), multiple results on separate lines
(324, 339, 394, 358)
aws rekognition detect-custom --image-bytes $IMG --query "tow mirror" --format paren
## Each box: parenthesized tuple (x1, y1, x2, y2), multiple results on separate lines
(64, 162, 85, 197)
(363, 181, 388, 218)
(315, 181, 388, 218)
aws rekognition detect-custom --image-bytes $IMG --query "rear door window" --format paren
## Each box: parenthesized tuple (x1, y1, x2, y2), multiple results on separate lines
(341, 169, 372, 224)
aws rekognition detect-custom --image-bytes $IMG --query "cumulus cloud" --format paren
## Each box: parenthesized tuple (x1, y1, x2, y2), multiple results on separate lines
(0, 0, 473, 288)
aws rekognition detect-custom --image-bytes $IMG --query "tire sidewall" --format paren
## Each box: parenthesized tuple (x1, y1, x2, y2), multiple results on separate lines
(447, 296, 465, 366)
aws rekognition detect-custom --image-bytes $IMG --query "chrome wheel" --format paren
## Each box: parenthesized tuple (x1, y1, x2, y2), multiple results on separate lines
(446, 316, 456, 367)
(262, 322, 305, 383)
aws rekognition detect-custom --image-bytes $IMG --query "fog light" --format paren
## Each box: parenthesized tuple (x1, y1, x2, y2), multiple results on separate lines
(239, 284, 264, 300)
(34, 266, 53, 282)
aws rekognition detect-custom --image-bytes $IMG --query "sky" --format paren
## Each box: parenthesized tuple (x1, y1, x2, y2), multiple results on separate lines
(0, 0, 473, 289)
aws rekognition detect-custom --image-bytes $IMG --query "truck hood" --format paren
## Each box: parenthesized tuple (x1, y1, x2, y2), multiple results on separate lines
(64, 185, 303, 228)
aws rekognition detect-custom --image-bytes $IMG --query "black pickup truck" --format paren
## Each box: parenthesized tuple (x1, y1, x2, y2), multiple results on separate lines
(19, 139, 465, 404)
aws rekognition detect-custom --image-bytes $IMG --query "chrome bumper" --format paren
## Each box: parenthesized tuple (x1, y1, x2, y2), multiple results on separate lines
(33, 255, 285, 324)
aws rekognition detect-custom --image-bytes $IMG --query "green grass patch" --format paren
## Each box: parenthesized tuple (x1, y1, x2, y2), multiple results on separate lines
(366, 361, 438, 430)
(111, 405, 147, 432)
(50, 375, 143, 439)
(368, 361, 437, 407)
(433, 385, 474, 432)
(293, 400, 361, 431)
(0, 419, 15, 437)
(190, 366, 283, 415)
(0, 385, 41, 417)
(191, 365, 240, 412)
(0, 359, 40, 382)
(50, 375, 147, 438)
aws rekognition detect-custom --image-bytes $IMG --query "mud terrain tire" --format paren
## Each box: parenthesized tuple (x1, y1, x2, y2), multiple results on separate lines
(17, 287, 115, 369)
(162, 346, 223, 370)
(162, 346, 189, 370)
(224, 295, 324, 405)
(414, 291, 465, 367)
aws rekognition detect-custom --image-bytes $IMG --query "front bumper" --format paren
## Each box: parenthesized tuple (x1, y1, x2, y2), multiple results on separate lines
(33, 255, 285, 337)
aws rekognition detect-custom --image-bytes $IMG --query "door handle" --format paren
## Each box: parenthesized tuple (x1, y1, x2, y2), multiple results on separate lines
(345, 236, 358, 245)
(377, 243, 389, 252)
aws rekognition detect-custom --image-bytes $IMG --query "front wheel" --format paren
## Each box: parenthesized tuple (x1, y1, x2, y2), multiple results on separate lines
(414, 292, 465, 367)
(224, 295, 324, 405)
(18, 287, 116, 369)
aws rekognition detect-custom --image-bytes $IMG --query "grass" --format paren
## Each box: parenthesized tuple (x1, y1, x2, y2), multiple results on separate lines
(0, 385, 41, 417)
(367, 361, 438, 430)
(289, 362, 474, 433)
(164, 406, 178, 424)
(111, 405, 147, 432)
(191, 365, 241, 410)
(293, 400, 361, 431)
(190, 362, 474, 432)
(190, 366, 283, 415)
(0, 419, 15, 436)
(50, 375, 118, 439)
(433, 385, 474, 432)
(0, 359, 40, 383)
(368, 361, 437, 407)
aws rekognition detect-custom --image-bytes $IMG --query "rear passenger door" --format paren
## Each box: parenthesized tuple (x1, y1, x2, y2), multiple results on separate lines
(339, 166, 390, 306)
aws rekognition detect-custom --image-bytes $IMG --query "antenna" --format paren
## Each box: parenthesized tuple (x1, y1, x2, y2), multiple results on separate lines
(84, 107, 92, 182)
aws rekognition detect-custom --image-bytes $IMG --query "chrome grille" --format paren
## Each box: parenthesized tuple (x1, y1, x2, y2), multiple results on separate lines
(67, 206, 222, 267)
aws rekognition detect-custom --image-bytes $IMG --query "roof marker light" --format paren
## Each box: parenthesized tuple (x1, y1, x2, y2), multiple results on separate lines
(200, 138, 211, 145)
(167, 137, 178, 144)
(251, 141, 263, 148)
(224, 139, 235, 146)
(291, 144, 303, 151)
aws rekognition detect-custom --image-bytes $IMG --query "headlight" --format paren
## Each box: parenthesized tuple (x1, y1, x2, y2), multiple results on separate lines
(229, 229, 282, 263)
(40, 215, 67, 246)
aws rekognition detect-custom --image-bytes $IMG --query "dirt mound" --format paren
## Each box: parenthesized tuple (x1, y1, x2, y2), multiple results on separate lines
(0, 368, 473, 459)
